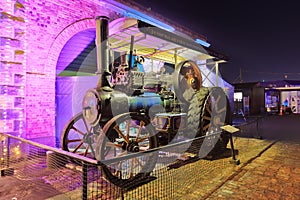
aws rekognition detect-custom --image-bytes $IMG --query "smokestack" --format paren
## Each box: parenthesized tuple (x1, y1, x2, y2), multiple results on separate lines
(95, 16, 110, 89)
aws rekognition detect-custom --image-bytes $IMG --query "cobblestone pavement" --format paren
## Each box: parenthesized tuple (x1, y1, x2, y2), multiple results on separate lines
(168, 137, 270, 200)
(169, 114, 300, 200)
(169, 139, 300, 200)
(205, 141, 300, 200)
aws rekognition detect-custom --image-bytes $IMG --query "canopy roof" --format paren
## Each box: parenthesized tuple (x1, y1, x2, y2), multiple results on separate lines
(109, 17, 227, 64)
(57, 17, 227, 76)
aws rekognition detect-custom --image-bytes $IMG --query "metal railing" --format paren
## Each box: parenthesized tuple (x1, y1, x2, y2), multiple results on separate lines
(233, 116, 264, 139)
(0, 131, 238, 200)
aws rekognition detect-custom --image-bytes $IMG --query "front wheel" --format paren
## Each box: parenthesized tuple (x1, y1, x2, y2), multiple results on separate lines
(61, 112, 99, 163)
(95, 113, 158, 187)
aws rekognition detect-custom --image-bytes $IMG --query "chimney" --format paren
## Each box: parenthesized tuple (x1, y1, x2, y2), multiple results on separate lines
(95, 16, 110, 89)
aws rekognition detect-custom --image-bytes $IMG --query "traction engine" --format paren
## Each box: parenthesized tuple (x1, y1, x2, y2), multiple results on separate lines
(61, 16, 232, 186)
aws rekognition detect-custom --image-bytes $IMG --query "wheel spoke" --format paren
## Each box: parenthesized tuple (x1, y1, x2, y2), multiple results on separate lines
(71, 126, 85, 136)
(207, 99, 212, 107)
(203, 123, 210, 132)
(84, 144, 90, 156)
(72, 141, 84, 153)
(126, 119, 130, 141)
(217, 107, 226, 114)
(136, 134, 149, 143)
(68, 139, 82, 143)
(106, 142, 123, 149)
(114, 125, 129, 143)
(136, 121, 144, 140)
(206, 104, 212, 116)
(82, 117, 89, 133)
(203, 116, 211, 121)
(214, 95, 221, 110)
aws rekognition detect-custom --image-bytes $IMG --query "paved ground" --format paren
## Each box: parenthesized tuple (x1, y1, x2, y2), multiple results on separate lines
(204, 114, 300, 200)
(124, 114, 300, 200)
(0, 114, 299, 199)
(205, 141, 300, 200)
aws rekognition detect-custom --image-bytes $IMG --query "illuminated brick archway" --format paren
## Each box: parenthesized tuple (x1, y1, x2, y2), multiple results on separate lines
(22, 0, 112, 141)
(47, 18, 96, 73)
(47, 18, 97, 146)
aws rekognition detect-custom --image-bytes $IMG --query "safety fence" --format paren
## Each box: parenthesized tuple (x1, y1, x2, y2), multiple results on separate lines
(0, 130, 241, 200)
(233, 116, 264, 139)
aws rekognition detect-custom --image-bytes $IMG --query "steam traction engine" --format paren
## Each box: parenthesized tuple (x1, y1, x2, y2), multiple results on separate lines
(61, 16, 232, 186)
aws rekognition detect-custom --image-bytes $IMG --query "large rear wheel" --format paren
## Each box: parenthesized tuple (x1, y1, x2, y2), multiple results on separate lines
(199, 87, 231, 157)
(185, 87, 231, 158)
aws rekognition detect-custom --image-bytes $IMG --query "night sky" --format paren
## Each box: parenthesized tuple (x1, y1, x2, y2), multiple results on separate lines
(132, 0, 300, 83)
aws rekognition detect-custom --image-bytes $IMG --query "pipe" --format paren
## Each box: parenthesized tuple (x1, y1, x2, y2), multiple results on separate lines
(95, 16, 110, 89)
(174, 49, 178, 67)
(128, 35, 134, 69)
(215, 62, 219, 87)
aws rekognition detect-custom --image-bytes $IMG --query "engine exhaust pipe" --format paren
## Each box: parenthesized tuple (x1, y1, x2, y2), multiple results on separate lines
(95, 16, 110, 89)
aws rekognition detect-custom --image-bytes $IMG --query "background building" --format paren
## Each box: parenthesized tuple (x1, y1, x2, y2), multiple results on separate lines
(233, 80, 300, 115)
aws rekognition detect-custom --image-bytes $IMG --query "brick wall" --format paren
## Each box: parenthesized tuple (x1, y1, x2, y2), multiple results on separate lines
(3, 0, 215, 141)
(24, 0, 112, 139)
(0, 0, 26, 137)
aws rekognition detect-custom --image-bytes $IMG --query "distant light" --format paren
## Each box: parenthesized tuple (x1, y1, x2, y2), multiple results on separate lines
(195, 38, 211, 47)
(234, 92, 243, 101)
(103, 0, 175, 32)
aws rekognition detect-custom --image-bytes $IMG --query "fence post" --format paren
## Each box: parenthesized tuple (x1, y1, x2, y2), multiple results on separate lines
(229, 133, 240, 165)
(255, 117, 262, 139)
(1, 136, 14, 176)
(6, 137, 10, 169)
(82, 163, 88, 200)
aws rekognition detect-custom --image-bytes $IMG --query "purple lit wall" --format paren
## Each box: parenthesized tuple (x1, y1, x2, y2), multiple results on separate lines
(1, 0, 114, 145)
(1, 0, 26, 139)
(24, 0, 113, 144)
